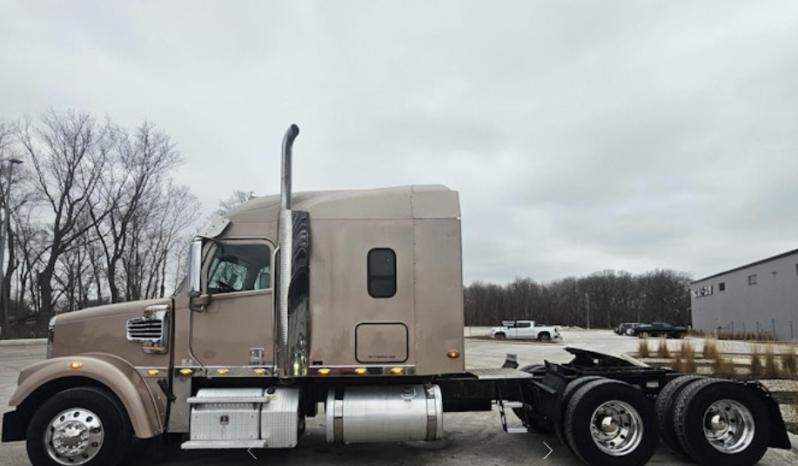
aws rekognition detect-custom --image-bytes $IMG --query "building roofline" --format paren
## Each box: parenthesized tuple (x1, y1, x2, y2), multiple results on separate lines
(691, 248, 798, 284)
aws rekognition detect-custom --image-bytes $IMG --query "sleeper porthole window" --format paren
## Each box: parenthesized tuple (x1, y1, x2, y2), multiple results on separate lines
(368, 248, 396, 298)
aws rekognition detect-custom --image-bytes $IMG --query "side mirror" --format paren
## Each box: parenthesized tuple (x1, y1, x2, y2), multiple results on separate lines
(187, 240, 202, 298)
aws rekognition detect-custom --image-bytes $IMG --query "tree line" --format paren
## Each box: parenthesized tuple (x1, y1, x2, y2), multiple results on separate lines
(0, 110, 201, 338)
(464, 269, 692, 328)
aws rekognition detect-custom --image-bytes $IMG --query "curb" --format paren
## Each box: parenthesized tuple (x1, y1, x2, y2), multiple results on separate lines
(0, 338, 47, 347)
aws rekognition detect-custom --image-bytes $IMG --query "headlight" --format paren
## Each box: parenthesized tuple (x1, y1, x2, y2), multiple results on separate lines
(47, 316, 57, 359)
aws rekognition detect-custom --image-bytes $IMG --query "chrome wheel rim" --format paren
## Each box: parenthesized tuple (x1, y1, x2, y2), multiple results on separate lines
(589, 400, 643, 456)
(45, 408, 104, 466)
(703, 399, 754, 454)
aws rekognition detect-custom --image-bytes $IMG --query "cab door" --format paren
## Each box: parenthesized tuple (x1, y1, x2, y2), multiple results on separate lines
(516, 321, 533, 338)
(189, 239, 275, 370)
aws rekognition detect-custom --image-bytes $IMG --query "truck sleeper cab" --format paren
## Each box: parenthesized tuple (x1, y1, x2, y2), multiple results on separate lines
(2, 125, 790, 466)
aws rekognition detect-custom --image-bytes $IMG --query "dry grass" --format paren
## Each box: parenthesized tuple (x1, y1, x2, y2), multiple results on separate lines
(720, 329, 775, 341)
(689, 328, 776, 341)
(677, 340, 696, 359)
(657, 337, 670, 358)
(783, 347, 798, 379)
(638, 336, 650, 358)
(751, 346, 764, 378)
(671, 358, 684, 372)
(702, 337, 719, 359)
(711, 356, 738, 379)
(677, 340, 697, 373)
(763, 347, 781, 379)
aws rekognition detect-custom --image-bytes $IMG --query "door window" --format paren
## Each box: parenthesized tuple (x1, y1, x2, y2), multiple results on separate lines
(207, 243, 271, 294)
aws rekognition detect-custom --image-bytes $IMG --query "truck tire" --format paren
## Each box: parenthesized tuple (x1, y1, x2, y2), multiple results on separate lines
(555, 376, 606, 452)
(494, 333, 506, 340)
(673, 379, 770, 466)
(537, 332, 551, 342)
(564, 379, 658, 466)
(512, 365, 553, 432)
(655, 375, 705, 456)
(26, 387, 132, 466)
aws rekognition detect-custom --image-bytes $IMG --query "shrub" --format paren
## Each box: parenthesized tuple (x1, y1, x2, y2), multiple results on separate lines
(671, 358, 684, 372)
(762, 347, 781, 379)
(676, 340, 697, 373)
(638, 336, 650, 358)
(711, 356, 738, 379)
(657, 337, 670, 359)
(782, 347, 798, 379)
(677, 340, 696, 360)
(750, 346, 763, 378)
(702, 337, 718, 359)
(683, 356, 698, 374)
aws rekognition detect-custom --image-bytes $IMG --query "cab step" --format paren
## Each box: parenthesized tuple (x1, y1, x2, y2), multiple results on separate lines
(182, 439, 267, 450)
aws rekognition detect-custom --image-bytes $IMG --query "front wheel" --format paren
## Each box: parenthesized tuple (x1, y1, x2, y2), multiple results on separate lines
(27, 387, 132, 466)
(537, 332, 551, 342)
(494, 333, 506, 340)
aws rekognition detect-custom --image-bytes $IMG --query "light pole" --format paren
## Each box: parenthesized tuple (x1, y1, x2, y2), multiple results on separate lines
(0, 158, 23, 330)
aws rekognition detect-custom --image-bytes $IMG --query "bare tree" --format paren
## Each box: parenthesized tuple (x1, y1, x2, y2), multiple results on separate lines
(213, 190, 255, 218)
(91, 121, 183, 303)
(15, 110, 114, 325)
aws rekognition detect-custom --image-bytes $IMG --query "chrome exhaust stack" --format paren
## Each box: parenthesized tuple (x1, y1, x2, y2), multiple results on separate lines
(277, 124, 299, 378)
(281, 124, 299, 211)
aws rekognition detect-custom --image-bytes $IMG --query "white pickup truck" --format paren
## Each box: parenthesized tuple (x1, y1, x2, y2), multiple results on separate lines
(490, 320, 561, 342)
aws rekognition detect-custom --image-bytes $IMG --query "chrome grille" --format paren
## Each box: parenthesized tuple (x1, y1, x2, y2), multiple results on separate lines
(127, 319, 163, 340)
(126, 304, 170, 354)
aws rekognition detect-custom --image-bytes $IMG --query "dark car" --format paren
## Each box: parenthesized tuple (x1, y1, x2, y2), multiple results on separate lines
(632, 322, 687, 338)
(614, 322, 643, 335)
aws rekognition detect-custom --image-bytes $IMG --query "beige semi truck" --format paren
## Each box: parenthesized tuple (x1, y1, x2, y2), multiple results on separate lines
(2, 125, 791, 466)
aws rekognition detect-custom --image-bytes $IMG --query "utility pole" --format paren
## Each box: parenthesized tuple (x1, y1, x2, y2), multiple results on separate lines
(0, 158, 23, 332)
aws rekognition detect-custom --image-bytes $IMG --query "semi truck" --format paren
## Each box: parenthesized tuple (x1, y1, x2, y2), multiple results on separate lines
(2, 125, 790, 466)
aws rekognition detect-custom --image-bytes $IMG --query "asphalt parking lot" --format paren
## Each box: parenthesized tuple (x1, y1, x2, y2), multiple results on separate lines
(1, 332, 796, 466)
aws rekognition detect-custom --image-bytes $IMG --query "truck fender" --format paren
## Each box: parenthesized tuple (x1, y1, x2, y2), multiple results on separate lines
(8, 353, 163, 439)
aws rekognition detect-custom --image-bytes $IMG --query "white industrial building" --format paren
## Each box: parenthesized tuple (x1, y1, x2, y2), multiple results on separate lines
(691, 249, 798, 341)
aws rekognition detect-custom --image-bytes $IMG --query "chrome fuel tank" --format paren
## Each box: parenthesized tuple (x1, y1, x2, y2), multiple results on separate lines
(325, 384, 443, 444)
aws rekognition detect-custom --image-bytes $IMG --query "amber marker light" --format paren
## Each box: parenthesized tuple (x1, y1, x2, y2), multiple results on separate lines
(147, 369, 160, 376)
(216, 368, 229, 375)
(318, 368, 331, 375)
(390, 367, 403, 375)
(447, 350, 460, 359)
(355, 367, 367, 375)
(179, 368, 193, 376)
(253, 368, 266, 375)
(68, 361, 83, 370)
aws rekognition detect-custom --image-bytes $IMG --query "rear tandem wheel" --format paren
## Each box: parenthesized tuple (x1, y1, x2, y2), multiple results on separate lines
(563, 379, 659, 466)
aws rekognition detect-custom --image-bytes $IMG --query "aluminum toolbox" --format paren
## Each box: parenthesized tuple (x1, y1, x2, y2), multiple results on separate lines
(261, 387, 301, 448)
(189, 388, 264, 441)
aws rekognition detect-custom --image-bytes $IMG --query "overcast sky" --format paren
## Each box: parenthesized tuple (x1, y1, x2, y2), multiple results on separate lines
(1, 1, 797, 285)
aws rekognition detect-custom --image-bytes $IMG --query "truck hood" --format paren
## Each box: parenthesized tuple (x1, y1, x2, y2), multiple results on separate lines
(55, 298, 170, 325)
(51, 298, 171, 359)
